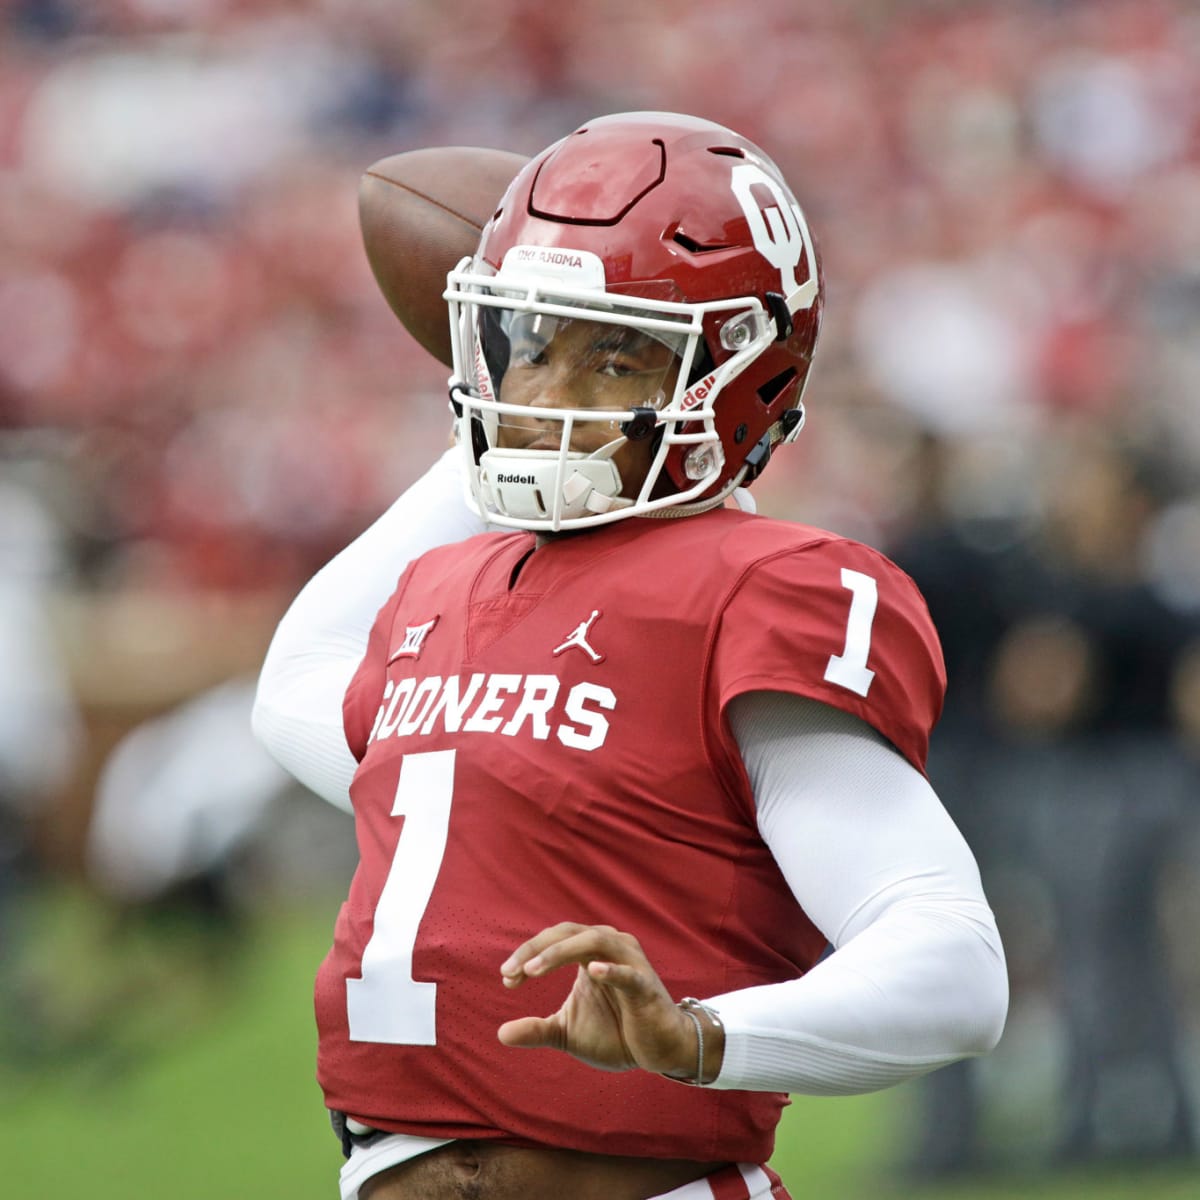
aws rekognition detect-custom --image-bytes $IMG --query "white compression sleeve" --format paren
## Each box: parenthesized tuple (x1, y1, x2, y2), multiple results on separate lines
(252, 448, 489, 812)
(710, 692, 1008, 1095)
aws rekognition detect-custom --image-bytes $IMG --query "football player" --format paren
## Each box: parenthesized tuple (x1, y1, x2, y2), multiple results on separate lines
(253, 113, 1008, 1200)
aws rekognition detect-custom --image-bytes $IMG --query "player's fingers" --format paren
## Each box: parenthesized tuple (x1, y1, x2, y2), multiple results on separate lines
(496, 1015, 562, 1050)
(500, 923, 632, 981)
(517, 926, 644, 980)
(499, 922, 590, 980)
(585, 959, 660, 1004)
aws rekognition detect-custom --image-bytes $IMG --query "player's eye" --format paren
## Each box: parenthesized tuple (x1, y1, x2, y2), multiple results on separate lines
(589, 333, 667, 376)
(506, 313, 557, 367)
(596, 356, 637, 378)
(510, 341, 547, 368)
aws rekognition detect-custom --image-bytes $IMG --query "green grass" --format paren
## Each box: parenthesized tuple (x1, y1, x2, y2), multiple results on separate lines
(0, 891, 1193, 1198)
(0, 892, 334, 1197)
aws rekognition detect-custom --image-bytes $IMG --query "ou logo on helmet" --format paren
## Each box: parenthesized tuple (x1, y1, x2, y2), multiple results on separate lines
(730, 162, 819, 314)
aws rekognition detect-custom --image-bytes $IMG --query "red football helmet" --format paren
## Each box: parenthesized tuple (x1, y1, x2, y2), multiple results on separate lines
(445, 111, 823, 531)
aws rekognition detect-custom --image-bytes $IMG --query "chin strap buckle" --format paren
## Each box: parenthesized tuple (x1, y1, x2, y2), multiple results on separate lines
(742, 406, 805, 484)
(621, 406, 659, 441)
(765, 292, 793, 342)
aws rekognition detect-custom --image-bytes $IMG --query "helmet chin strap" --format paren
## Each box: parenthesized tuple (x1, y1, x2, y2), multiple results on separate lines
(644, 407, 799, 520)
(477, 437, 633, 525)
(642, 467, 746, 521)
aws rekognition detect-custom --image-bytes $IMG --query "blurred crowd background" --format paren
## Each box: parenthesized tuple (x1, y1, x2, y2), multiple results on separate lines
(1, 0, 1198, 1188)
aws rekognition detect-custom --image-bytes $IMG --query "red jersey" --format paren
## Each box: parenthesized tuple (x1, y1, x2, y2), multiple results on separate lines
(315, 508, 945, 1163)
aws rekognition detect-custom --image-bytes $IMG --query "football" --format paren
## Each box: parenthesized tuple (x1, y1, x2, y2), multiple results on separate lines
(358, 146, 530, 366)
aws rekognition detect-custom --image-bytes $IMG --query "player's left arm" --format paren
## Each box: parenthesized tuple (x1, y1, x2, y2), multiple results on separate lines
(703, 690, 1008, 1093)
(498, 541, 1007, 1091)
(496, 694, 1007, 1092)
(680, 538, 1006, 1091)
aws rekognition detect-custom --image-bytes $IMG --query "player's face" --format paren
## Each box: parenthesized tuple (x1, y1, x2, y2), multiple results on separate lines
(496, 315, 679, 496)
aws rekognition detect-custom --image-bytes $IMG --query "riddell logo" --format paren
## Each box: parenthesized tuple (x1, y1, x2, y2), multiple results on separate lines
(497, 472, 536, 484)
(681, 373, 717, 411)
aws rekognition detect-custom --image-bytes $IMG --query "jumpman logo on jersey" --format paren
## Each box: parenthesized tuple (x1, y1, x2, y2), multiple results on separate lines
(387, 617, 438, 664)
(552, 610, 605, 664)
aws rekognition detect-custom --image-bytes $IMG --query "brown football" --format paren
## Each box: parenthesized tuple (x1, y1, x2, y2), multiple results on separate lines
(358, 147, 530, 366)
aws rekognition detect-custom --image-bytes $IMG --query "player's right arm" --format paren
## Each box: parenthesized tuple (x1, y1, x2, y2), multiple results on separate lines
(251, 447, 488, 811)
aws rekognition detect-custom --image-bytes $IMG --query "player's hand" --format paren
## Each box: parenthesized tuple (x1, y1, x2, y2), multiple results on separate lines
(497, 922, 722, 1081)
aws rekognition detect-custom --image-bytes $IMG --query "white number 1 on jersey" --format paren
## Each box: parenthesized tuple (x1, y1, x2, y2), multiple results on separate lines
(824, 568, 878, 697)
(346, 748, 455, 1044)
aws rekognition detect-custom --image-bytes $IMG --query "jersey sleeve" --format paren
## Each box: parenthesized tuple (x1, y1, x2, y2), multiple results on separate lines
(710, 537, 946, 771)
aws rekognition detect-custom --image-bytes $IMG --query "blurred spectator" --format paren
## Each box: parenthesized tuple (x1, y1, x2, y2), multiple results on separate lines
(0, 467, 83, 1057)
(85, 678, 290, 907)
(0, 472, 81, 812)
(892, 428, 1199, 1171)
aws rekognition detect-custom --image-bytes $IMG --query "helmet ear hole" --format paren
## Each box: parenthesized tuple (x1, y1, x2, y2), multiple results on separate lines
(757, 367, 799, 408)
